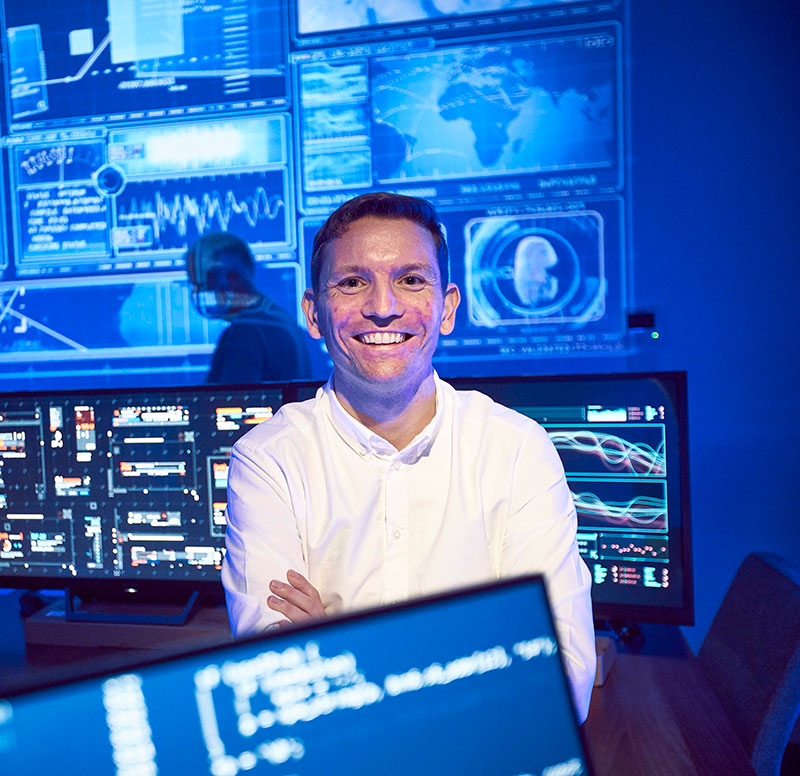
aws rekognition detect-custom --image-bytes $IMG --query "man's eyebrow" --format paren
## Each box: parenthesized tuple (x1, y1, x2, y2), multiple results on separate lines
(327, 262, 436, 277)
(396, 262, 437, 275)
(327, 263, 365, 277)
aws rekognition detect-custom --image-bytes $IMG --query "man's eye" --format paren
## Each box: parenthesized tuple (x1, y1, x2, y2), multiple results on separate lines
(338, 277, 364, 290)
(400, 275, 426, 288)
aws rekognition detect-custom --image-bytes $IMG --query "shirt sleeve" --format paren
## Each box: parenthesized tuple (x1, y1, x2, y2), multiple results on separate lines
(500, 423, 596, 723)
(221, 437, 308, 638)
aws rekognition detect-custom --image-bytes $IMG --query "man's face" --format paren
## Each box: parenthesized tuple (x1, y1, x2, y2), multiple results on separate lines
(302, 216, 460, 399)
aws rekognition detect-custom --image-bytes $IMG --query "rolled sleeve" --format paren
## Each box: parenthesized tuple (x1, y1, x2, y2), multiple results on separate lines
(501, 425, 596, 723)
(221, 439, 308, 638)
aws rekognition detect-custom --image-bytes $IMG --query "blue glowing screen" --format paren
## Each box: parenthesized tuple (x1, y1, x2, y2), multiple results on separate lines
(0, 0, 629, 390)
(0, 576, 591, 776)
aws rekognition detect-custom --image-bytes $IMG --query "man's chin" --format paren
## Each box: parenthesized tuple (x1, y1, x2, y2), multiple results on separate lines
(336, 362, 433, 395)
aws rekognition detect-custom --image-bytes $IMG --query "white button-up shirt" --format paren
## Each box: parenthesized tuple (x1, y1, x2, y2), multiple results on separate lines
(222, 374, 596, 720)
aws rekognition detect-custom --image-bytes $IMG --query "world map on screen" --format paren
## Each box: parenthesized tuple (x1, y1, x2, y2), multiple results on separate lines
(371, 38, 615, 183)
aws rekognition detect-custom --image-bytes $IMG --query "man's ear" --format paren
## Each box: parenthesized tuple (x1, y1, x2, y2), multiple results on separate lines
(302, 289, 324, 340)
(439, 283, 461, 336)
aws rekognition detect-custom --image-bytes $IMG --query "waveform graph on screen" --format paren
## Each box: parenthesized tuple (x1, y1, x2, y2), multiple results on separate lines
(113, 171, 290, 253)
(106, 115, 294, 256)
(570, 478, 668, 532)
(547, 423, 666, 477)
(543, 413, 672, 590)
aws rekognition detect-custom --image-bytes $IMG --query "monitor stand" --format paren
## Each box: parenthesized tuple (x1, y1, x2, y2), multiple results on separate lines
(22, 593, 231, 660)
(64, 587, 201, 625)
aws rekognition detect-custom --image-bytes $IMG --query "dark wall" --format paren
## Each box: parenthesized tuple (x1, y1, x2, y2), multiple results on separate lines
(628, 0, 800, 649)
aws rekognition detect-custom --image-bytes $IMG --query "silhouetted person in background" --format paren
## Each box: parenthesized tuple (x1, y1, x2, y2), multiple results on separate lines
(185, 232, 312, 383)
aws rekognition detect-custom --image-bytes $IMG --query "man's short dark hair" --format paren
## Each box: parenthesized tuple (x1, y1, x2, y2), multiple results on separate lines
(310, 192, 449, 294)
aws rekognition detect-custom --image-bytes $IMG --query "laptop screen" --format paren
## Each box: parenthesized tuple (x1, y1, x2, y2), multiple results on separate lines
(0, 575, 591, 776)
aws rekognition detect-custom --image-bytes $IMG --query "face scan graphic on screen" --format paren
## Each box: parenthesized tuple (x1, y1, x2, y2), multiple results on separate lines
(513, 235, 559, 307)
(465, 211, 605, 328)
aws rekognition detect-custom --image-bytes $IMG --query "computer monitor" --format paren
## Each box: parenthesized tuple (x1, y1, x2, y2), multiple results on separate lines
(0, 383, 284, 610)
(448, 371, 693, 627)
(2, 370, 691, 628)
(0, 574, 592, 776)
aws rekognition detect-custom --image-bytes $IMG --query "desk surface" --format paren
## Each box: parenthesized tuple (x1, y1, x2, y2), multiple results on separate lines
(584, 646, 756, 776)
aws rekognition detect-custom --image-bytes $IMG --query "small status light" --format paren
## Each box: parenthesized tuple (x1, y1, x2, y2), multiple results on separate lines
(651, 331, 660, 339)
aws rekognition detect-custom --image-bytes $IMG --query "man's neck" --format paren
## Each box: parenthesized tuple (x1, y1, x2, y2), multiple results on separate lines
(333, 372, 437, 451)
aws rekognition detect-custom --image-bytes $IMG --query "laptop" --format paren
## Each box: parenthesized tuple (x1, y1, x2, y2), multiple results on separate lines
(0, 575, 592, 775)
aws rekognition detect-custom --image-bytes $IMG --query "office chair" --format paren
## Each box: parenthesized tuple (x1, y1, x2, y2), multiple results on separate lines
(697, 552, 800, 776)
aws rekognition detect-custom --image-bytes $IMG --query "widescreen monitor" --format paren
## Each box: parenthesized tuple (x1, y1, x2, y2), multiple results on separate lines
(0, 574, 592, 776)
(0, 371, 691, 628)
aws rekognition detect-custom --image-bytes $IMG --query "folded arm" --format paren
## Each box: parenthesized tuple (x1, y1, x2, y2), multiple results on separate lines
(222, 441, 325, 636)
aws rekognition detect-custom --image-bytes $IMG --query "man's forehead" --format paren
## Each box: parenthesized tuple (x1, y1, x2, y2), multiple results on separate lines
(324, 216, 438, 266)
(335, 214, 431, 240)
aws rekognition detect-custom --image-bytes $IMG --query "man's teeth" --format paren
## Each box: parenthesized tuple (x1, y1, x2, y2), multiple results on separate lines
(358, 332, 408, 345)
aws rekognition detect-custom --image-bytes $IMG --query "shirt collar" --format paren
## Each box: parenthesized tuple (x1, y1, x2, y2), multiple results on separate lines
(320, 373, 448, 464)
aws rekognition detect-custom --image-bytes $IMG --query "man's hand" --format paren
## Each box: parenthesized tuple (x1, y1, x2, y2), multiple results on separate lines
(267, 569, 326, 625)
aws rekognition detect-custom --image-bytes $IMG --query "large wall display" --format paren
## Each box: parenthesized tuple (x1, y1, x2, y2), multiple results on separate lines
(0, 0, 629, 390)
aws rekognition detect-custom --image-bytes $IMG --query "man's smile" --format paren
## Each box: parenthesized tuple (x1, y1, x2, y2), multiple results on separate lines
(355, 331, 412, 345)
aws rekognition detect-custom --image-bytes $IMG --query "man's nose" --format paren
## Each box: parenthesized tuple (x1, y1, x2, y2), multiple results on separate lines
(363, 280, 403, 322)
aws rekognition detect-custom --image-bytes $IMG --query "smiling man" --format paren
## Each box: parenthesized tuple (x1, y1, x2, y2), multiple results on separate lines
(221, 192, 596, 721)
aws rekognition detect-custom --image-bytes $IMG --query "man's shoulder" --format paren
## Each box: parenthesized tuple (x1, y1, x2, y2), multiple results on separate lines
(439, 382, 553, 462)
(446, 382, 544, 435)
(232, 395, 320, 456)
(442, 382, 562, 473)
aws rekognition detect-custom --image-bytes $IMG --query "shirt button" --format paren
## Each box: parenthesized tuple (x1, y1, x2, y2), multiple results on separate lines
(391, 461, 401, 471)
(393, 529, 402, 540)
